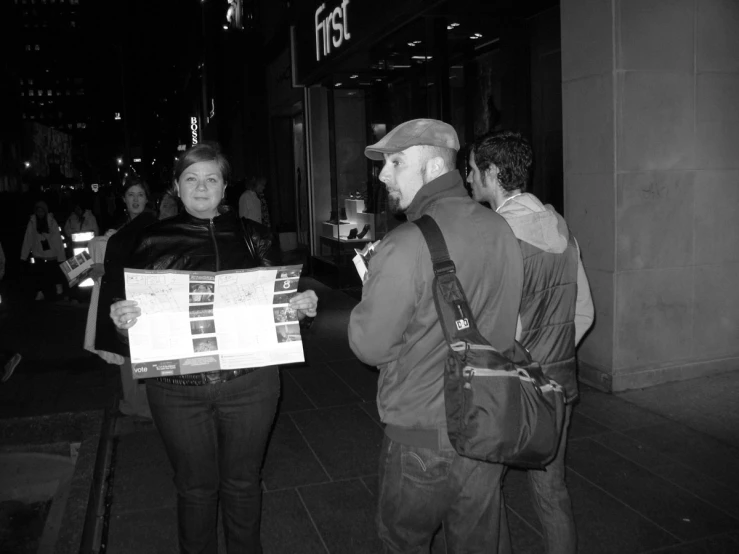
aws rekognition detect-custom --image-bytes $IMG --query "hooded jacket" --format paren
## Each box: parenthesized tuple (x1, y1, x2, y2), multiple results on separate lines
(349, 170, 523, 449)
(64, 209, 100, 238)
(497, 193, 594, 401)
(21, 203, 65, 262)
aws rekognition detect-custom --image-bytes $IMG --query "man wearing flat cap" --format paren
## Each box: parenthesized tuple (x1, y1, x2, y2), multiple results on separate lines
(348, 119, 523, 553)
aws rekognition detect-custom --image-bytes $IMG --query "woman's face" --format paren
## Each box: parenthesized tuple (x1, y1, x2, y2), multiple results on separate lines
(159, 195, 178, 220)
(35, 206, 47, 219)
(124, 185, 147, 218)
(176, 160, 226, 219)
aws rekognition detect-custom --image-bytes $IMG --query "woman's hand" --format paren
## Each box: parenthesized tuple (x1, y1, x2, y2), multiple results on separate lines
(89, 263, 105, 281)
(289, 290, 318, 319)
(110, 299, 141, 330)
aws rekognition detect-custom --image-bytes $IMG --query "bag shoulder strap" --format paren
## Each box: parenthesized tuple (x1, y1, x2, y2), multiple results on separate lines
(413, 215, 488, 346)
(238, 215, 259, 262)
(414, 215, 456, 277)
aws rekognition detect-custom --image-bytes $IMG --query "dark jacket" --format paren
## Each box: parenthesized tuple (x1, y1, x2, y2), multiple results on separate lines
(348, 170, 523, 449)
(95, 211, 158, 356)
(128, 209, 278, 273)
(496, 193, 594, 402)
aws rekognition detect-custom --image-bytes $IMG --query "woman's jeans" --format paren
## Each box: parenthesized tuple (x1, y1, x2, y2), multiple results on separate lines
(147, 368, 280, 554)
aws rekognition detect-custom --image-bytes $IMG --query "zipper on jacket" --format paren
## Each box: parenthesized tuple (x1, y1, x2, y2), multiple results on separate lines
(209, 219, 220, 271)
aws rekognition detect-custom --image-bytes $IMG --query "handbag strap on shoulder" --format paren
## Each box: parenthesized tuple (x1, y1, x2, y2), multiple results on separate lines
(238, 215, 258, 261)
(414, 215, 456, 277)
(413, 215, 486, 345)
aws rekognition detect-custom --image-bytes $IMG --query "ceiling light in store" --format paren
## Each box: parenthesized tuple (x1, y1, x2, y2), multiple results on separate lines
(412, 56, 433, 61)
(450, 22, 460, 27)
(350, 74, 358, 79)
(335, 82, 343, 87)
(470, 33, 483, 40)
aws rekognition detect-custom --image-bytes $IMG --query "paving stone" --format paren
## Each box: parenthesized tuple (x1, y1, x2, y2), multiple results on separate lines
(290, 405, 383, 480)
(622, 422, 739, 493)
(327, 359, 379, 403)
(263, 417, 329, 490)
(566, 471, 679, 553)
(106, 506, 179, 554)
(285, 364, 361, 408)
(109, 457, 176, 517)
(569, 409, 613, 440)
(577, 388, 671, 431)
(114, 429, 169, 469)
(568, 438, 739, 541)
(277, 370, 315, 412)
(298, 480, 383, 554)
(592, 431, 739, 519)
(655, 532, 739, 553)
(262, 489, 326, 554)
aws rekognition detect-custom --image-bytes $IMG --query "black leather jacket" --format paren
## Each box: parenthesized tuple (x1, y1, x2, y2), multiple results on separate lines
(129, 208, 279, 272)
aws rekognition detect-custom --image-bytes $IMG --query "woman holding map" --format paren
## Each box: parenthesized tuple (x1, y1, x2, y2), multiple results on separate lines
(110, 143, 318, 554)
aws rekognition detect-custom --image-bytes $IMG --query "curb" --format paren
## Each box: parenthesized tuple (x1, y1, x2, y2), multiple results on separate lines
(78, 407, 116, 554)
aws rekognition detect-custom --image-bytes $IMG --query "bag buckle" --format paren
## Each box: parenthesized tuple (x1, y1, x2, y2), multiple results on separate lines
(433, 259, 456, 276)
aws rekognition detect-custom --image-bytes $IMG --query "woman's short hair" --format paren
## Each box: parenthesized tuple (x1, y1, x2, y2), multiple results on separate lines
(471, 131, 533, 193)
(121, 176, 151, 199)
(174, 143, 231, 185)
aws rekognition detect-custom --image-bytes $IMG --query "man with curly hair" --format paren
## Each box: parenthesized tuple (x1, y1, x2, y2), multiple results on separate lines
(467, 130, 594, 554)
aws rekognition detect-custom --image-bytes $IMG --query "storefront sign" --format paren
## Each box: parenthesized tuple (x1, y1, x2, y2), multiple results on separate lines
(293, 0, 430, 85)
(190, 117, 199, 145)
(314, 0, 351, 62)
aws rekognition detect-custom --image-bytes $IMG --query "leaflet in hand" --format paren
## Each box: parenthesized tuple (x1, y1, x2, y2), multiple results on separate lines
(59, 251, 93, 287)
(352, 240, 381, 284)
(124, 265, 304, 379)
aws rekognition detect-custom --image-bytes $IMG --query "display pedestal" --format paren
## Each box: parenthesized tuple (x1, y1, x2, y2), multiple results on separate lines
(321, 222, 353, 239)
(345, 198, 365, 220)
(320, 200, 375, 241)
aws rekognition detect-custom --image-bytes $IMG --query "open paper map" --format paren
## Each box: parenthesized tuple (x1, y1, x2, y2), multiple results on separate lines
(124, 265, 304, 380)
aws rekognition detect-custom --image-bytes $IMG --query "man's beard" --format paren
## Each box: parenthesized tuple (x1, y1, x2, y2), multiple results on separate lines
(388, 194, 403, 214)
(387, 167, 428, 215)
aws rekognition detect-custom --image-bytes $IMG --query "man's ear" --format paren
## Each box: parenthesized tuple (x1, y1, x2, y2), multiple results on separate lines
(427, 156, 444, 180)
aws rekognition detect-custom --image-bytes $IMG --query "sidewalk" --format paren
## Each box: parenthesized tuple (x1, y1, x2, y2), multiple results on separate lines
(103, 279, 739, 554)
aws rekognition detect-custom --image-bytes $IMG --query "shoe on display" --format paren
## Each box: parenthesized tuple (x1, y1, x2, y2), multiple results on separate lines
(2, 353, 22, 383)
(347, 228, 358, 240)
(326, 210, 339, 225)
(340, 208, 347, 220)
(356, 224, 371, 239)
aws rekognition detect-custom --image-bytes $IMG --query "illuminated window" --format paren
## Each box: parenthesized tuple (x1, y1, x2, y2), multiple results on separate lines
(28, 79, 33, 85)
(29, 90, 34, 96)
(47, 89, 52, 96)
(70, 21, 75, 27)
(21, 91, 25, 96)
(35, 44, 40, 50)
(25, 45, 31, 51)
(38, 90, 42, 96)
(56, 90, 61, 96)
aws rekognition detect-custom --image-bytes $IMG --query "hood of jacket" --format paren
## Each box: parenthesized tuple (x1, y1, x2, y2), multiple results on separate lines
(496, 193, 569, 253)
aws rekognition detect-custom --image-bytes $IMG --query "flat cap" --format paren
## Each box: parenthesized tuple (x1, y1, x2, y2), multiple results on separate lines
(365, 119, 460, 160)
